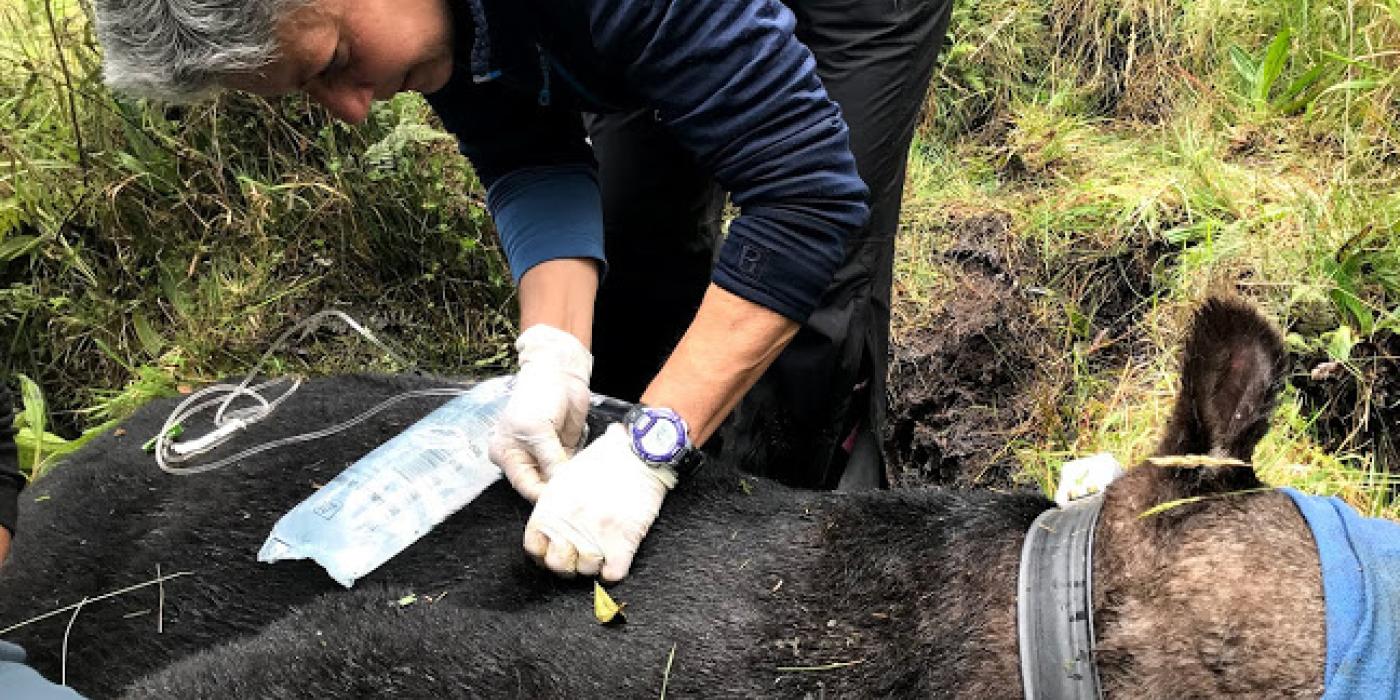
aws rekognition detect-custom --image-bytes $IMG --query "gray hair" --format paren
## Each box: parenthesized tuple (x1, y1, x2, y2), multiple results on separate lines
(93, 0, 309, 102)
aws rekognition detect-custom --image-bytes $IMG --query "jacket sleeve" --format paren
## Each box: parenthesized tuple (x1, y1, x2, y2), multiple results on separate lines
(425, 79, 606, 281)
(485, 164, 606, 283)
(585, 0, 870, 321)
(0, 380, 23, 536)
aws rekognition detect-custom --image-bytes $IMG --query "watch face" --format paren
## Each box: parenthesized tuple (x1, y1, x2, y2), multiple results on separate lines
(639, 418, 681, 459)
(630, 408, 688, 464)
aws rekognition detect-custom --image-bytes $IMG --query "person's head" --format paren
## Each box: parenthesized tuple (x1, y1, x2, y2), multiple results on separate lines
(94, 0, 455, 123)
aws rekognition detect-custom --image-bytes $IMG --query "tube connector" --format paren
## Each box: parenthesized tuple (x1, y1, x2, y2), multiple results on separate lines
(169, 418, 249, 457)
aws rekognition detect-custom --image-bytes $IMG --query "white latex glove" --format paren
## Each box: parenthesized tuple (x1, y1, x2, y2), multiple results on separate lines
(489, 324, 593, 502)
(524, 423, 677, 582)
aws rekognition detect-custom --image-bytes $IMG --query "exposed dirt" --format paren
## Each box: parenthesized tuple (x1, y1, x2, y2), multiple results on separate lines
(883, 214, 1170, 490)
(1292, 329, 1400, 495)
(883, 212, 1041, 490)
(1050, 233, 1173, 372)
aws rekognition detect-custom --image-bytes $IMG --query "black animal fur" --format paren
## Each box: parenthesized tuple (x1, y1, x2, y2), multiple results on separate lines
(0, 297, 1326, 698)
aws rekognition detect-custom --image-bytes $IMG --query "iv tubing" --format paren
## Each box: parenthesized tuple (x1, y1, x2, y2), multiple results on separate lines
(154, 310, 474, 476)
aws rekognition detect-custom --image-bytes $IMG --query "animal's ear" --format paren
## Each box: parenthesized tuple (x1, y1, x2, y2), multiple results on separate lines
(1157, 296, 1287, 463)
(1104, 298, 1283, 517)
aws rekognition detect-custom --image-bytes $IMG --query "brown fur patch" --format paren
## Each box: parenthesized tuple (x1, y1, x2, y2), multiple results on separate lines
(1094, 475, 1324, 697)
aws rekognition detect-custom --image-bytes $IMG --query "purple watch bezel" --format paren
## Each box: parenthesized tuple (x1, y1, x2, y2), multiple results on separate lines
(626, 406, 690, 466)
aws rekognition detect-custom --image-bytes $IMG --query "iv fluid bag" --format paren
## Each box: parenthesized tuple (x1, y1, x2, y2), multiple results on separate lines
(258, 377, 512, 587)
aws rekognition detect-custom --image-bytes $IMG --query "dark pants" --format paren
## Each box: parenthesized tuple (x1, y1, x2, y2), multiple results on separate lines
(588, 0, 953, 488)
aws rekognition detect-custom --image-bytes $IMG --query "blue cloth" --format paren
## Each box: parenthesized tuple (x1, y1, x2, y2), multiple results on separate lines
(0, 641, 86, 698)
(426, 0, 870, 322)
(1283, 488, 1400, 698)
(486, 165, 606, 283)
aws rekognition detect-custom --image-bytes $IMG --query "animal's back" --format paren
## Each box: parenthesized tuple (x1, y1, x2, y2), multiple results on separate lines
(0, 373, 1051, 697)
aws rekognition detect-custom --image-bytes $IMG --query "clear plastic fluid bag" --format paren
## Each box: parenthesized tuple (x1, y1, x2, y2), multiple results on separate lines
(258, 377, 513, 587)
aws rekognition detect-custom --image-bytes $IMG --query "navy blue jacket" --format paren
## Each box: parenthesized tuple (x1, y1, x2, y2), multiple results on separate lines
(425, 0, 869, 322)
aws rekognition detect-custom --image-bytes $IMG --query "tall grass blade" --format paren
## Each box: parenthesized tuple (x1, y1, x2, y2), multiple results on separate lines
(1256, 28, 1293, 105)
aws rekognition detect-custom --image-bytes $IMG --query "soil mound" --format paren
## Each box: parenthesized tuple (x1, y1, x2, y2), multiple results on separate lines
(884, 214, 1169, 490)
(884, 212, 1039, 489)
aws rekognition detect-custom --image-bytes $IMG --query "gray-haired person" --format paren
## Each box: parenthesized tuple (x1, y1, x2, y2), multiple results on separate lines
(89, 0, 950, 586)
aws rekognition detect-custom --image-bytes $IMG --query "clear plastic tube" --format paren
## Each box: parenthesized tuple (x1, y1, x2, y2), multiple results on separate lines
(153, 309, 465, 475)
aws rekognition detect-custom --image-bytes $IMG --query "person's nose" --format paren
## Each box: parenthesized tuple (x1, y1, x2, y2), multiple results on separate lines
(306, 81, 374, 124)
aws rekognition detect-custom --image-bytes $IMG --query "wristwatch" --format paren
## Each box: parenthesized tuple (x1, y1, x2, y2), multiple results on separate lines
(622, 405, 698, 473)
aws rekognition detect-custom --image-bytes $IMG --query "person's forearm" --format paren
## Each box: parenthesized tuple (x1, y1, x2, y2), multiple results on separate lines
(517, 259, 600, 347)
(641, 284, 799, 446)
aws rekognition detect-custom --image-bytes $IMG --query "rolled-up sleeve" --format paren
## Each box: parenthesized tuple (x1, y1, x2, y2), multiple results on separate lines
(586, 0, 870, 321)
(486, 165, 606, 283)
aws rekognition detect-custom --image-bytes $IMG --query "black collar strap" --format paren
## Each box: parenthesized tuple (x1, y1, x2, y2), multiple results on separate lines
(1017, 493, 1106, 700)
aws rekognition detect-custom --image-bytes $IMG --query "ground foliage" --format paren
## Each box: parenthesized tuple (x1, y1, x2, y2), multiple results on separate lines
(1, 0, 1397, 515)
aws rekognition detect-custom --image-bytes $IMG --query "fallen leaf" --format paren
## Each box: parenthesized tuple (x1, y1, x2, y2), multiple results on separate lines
(396, 593, 418, 607)
(594, 581, 626, 624)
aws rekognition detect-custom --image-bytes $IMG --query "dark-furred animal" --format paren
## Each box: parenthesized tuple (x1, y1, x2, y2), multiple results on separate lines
(0, 298, 1338, 697)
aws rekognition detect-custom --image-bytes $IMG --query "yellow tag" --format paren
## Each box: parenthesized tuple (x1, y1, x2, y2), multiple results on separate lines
(593, 581, 626, 624)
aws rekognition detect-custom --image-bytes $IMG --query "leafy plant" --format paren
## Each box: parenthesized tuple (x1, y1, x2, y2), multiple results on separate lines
(1320, 228, 1400, 335)
(1228, 28, 1332, 116)
(12, 374, 110, 479)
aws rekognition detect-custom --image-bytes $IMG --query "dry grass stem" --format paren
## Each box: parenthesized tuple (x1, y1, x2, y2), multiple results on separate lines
(0, 571, 194, 636)
(775, 659, 866, 672)
(60, 595, 88, 687)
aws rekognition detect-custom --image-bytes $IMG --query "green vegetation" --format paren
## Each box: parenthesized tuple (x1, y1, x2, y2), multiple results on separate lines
(907, 0, 1400, 516)
(2, 0, 1397, 516)
(2, 0, 514, 468)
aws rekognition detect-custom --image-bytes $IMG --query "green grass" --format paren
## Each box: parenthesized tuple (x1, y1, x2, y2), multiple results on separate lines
(2, 0, 1398, 520)
(2, 0, 515, 452)
(901, 0, 1400, 518)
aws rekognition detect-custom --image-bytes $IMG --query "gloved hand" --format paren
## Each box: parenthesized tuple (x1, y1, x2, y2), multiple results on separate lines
(489, 324, 593, 502)
(524, 423, 677, 582)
